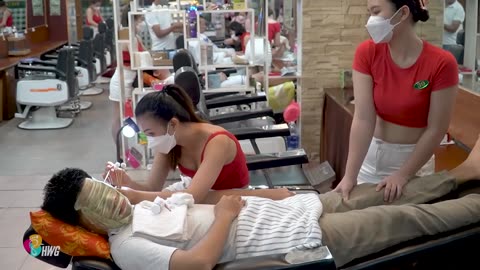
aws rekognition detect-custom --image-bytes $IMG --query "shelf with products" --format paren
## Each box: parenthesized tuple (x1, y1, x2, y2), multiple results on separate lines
(189, 7, 261, 94)
(127, 9, 188, 71)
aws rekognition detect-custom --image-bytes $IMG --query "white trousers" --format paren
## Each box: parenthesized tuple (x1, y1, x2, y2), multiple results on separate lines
(109, 68, 137, 102)
(357, 137, 435, 184)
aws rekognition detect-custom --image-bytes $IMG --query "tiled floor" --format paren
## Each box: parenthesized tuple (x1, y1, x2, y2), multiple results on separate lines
(0, 88, 115, 270)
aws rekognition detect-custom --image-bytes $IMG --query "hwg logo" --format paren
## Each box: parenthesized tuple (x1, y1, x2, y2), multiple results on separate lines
(23, 234, 60, 257)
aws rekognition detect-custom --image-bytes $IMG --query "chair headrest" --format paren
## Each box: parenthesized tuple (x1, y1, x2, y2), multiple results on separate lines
(174, 66, 202, 106)
(176, 35, 185, 49)
(98, 22, 107, 34)
(83, 26, 94, 41)
(23, 226, 72, 268)
(172, 49, 199, 74)
(106, 18, 114, 29)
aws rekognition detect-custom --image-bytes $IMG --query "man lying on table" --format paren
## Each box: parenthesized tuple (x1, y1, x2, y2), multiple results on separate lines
(41, 136, 480, 270)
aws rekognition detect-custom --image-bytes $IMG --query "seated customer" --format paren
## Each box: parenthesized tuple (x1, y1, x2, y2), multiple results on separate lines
(41, 137, 480, 269)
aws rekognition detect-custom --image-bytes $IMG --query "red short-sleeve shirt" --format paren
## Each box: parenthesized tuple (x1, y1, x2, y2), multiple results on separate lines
(352, 39, 459, 128)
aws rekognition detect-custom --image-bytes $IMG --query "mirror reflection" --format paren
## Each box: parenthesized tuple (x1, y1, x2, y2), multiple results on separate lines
(1, 0, 27, 33)
(443, 0, 479, 93)
(119, 0, 301, 92)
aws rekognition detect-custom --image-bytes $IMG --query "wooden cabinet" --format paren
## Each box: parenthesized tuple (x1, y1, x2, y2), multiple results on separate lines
(320, 88, 470, 188)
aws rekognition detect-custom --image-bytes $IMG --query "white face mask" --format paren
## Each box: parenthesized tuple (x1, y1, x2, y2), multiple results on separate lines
(74, 178, 133, 233)
(147, 125, 177, 154)
(365, 8, 403, 44)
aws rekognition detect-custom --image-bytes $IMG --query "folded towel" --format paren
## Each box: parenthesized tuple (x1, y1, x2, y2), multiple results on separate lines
(132, 193, 194, 242)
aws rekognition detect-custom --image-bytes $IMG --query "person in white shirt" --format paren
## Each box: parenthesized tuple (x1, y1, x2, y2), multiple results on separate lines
(443, 0, 465, 46)
(145, 0, 183, 51)
(41, 138, 480, 269)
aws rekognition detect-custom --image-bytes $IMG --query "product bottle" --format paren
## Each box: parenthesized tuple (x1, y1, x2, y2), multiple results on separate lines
(189, 7, 197, 38)
(124, 98, 133, 118)
(286, 122, 299, 150)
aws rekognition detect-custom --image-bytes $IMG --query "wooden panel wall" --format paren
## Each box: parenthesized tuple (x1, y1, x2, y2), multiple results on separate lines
(300, 0, 444, 161)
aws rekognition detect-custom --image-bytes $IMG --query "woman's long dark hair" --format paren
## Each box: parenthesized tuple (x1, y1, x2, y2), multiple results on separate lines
(135, 84, 207, 170)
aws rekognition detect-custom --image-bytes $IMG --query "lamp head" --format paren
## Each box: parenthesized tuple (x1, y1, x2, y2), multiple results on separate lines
(121, 118, 140, 138)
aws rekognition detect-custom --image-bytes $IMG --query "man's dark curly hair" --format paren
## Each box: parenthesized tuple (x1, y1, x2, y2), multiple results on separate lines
(41, 168, 90, 225)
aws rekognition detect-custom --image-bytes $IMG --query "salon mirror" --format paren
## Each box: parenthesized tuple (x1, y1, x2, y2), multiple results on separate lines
(443, 0, 479, 93)
(267, 0, 299, 74)
(2, 0, 29, 33)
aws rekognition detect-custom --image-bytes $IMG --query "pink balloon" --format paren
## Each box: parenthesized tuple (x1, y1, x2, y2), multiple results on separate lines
(283, 101, 300, 122)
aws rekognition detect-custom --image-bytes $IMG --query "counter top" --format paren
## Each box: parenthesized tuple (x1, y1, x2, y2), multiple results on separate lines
(0, 40, 67, 71)
(324, 87, 354, 116)
(323, 87, 469, 172)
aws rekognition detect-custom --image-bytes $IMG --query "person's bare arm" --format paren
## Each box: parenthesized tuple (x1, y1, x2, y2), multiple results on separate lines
(151, 22, 182, 38)
(202, 188, 295, 204)
(86, 8, 97, 27)
(104, 151, 171, 193)
(396, 86, 458, 178)
(170, 196, 244, 270)
(444, 20, 462, 33)
(141, 152, 171, 190)
(124, 135, 236, 204)
(344, 71, 377, 181)
(0, 10, 10, 27)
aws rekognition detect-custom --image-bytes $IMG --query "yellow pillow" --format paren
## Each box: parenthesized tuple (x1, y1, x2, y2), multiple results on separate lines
(30, 210, 111, 260)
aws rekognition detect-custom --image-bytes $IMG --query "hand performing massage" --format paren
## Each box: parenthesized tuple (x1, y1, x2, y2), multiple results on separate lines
(40, 136, 480, 270)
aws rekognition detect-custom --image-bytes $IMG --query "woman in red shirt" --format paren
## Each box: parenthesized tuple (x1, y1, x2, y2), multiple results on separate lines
(104, 85, 251, 205)
(228, 21, 250, 53)
(0, 1, 13, 29)
(335, 0, 458, 202)
(267, 8, 284, 58)
(85, 0, 104, 34)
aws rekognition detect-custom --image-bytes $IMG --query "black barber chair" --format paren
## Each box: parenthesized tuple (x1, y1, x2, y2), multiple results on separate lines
(94, 24, 108, 75)
(42, 27, 103, 96)
(105, 18, 115, 63)
(14, 47, 80, 129)
(173, 49, 249, 100)
(22, 183, 480, 270)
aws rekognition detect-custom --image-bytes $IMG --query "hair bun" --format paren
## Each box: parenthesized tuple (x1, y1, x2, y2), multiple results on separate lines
(417, 8, 429, 22)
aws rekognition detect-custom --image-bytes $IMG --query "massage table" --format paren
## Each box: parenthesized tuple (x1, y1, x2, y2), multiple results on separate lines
(23, 180, 480, 270)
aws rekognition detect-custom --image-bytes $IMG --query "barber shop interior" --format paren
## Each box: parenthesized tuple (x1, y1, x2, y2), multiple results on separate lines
(2, 0, 480, 269)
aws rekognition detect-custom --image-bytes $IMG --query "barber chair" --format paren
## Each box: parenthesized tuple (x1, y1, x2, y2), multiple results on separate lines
(42, 27, 104, 96)
(21, 182, 480, 270)
(172, 49, 251, 101)
(105, 18, 116, 64)
(14, 48, 78, 129)
(21, 59, 93, 111)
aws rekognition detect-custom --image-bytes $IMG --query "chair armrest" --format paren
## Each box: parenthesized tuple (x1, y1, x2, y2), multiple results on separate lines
(209, 108, 274, 125)
(31, 60, 56, 67)
(230, 126, 290, 140)
(72, 257, 121, 270)
(215, 246, 335, 270)
(16, 64, 65, 79)
(246, 149, 309, 171)
(41, 54, 59, 60)
(206, 95, 267, 109)
(205, 92, 240, 100)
